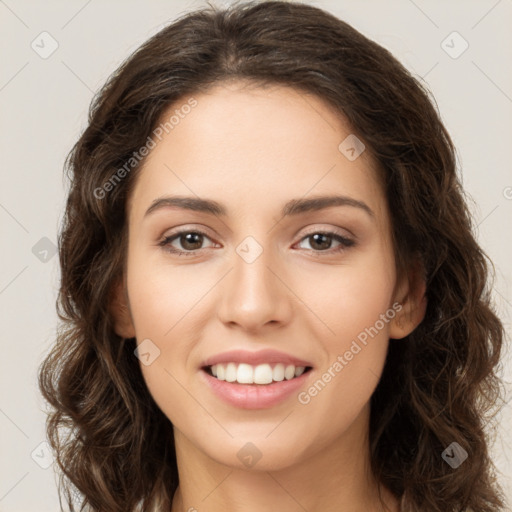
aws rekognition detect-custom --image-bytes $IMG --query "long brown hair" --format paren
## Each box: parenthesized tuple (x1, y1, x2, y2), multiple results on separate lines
(38, 1, 507, 510)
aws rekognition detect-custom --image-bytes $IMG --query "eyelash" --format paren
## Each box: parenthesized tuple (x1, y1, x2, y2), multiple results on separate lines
(158, 228, 355, 257)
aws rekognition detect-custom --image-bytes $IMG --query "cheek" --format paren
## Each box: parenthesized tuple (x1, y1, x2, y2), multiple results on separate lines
(297, 246, 396, 414)
(328, 270, 396, 347)
(302, 246, 396, 349)
(125, 250, 214, 422)
(128, 275, 197, 383)
(126, 249, 207, 338)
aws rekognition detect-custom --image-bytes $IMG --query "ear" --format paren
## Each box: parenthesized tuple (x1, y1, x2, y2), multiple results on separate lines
(389, 258, 427, 340)
(109, 277, 136, 339)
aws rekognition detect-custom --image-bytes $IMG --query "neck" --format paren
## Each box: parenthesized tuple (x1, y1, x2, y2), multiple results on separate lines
(170, 404, 399, 512)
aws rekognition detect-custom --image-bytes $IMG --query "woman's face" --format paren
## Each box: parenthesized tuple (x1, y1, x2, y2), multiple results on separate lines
(115, 80, 417, 471)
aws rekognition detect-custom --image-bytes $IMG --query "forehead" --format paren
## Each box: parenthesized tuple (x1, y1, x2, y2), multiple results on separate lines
(128, 81, 386, 221)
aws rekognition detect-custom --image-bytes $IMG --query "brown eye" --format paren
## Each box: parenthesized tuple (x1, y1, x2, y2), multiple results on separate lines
(159, 229, 215, 256)
(297, 231, 355, 253)
(177, 232, 204, 251)
(307, 233, 333, 251)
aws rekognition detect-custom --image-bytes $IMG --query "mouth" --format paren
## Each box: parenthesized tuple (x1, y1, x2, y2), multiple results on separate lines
(202, 363, 314, 385)
(200, 362, 314, 409)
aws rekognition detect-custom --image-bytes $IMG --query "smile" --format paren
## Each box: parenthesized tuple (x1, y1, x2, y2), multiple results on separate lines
(205, 362, 311, 384)
(200, 364, 313, 409)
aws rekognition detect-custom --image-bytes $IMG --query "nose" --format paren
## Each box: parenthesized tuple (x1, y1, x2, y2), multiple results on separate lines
(216, 241, 294, 333)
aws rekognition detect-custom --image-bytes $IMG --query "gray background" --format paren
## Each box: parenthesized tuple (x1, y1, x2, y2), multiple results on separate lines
(1, 0, 511, 510)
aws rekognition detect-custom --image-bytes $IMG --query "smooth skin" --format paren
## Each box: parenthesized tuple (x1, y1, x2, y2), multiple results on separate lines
(111, 80, 427, 512)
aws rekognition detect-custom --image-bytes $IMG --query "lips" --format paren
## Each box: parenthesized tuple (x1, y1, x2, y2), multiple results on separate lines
(199, 348, 315, 409)
(200, 348, 314, 368)
(200, 364, 313, 409)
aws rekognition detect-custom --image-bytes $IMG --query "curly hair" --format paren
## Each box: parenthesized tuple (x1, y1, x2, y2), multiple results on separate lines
(38, 1, 507, 511)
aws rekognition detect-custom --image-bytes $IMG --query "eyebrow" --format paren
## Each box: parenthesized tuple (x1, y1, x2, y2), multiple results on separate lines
(144, 194, 375, 219)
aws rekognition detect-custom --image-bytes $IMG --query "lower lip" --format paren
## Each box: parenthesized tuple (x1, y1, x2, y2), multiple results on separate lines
(200, 368, 312, 409)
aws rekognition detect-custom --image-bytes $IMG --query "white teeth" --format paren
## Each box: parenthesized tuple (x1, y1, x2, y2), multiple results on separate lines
(284, 364, 295, 380)
(207, 362, 309, 384)
(273, 363, 285, 382)
(254, 364, 273, 384)
(237, 363, 254, 384)
(225, 362, 237, 382)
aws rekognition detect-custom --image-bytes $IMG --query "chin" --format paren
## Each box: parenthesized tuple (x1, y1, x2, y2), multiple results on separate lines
(198, 434, 312, 472)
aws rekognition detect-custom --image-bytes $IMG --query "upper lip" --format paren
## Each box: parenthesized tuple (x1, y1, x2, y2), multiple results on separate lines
(201, 349, 313, 368)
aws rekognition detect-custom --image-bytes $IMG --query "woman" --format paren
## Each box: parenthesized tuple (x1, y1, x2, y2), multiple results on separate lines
(38, 1, 507, 511)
